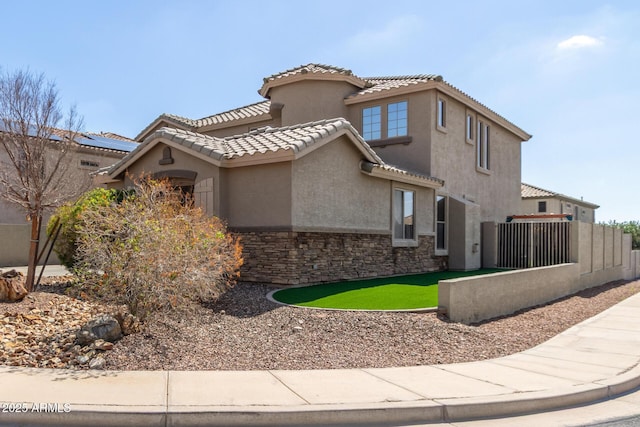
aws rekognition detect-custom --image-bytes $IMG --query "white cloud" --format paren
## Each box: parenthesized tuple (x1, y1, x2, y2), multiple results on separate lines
(557, 35, 604, 50)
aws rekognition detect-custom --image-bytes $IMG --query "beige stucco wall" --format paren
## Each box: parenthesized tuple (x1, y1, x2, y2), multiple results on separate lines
(223, 162, 292, 228)
(291, 138, 389, 232)
(347, 89, 523, 225)
(269, 80, 355, 127)
(521, 197, 597, 222)
(290, 135, 436, 235)
(350, 92, 432, 176)
(118, 142, 222, 217)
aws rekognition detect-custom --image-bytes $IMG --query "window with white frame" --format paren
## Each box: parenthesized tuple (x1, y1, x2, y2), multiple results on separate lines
(362, 105, 381, 140)
(437, 97, 446, 130)
(436, 195, 447, 251)
(476, 120, 490, 170)
(387, 101, 408, 137)
(393, 189, 415, 241)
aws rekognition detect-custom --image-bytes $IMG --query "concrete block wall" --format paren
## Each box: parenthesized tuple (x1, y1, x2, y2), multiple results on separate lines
(0, 224, 60, 267)
(446, 221, 636, 324)
(439, 264, 580, 324)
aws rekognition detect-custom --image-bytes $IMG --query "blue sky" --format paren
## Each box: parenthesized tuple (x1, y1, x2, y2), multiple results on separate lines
(2, 0, 638, 222)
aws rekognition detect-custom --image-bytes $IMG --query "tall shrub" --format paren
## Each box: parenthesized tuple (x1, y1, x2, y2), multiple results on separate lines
(48, 187, 119, 269)
(73, 178, 243, 320)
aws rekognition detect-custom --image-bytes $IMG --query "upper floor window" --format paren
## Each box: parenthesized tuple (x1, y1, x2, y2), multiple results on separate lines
(387, 101, 408, 138)
(466, 113, 474, 144)
(393, 188, 415, 243)
(477, 120, 490, 170)
(437, 97, 447, 131)
(362, 106, 381, 140)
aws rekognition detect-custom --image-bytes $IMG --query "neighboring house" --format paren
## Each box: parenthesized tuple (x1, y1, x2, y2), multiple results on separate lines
(102, 64, 531, 285)
(521, 183, 599, 223)
(0, 130, 138, 224)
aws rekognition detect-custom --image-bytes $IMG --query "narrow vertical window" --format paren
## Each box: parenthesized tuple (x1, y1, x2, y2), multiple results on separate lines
(476, 121, 491, 170)
(437, 98, 446, 129)
(387, 101, 407, 137)
(484, 124, 490, 169)
(477, 120, 483, 168)
(362, 106, 381, 140)
(466, 113, 474, 142)
(436, 195, 447, 250)
(393, 189, 415, 241)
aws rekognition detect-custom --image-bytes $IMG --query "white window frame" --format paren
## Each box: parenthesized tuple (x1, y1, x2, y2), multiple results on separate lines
(392, 187, 417, 247)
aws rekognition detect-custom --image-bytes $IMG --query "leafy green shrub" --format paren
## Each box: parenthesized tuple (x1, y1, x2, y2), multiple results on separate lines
(73, 178, 243, 320)
(48, 188, 120, 269)
(605, 220, 640, 250)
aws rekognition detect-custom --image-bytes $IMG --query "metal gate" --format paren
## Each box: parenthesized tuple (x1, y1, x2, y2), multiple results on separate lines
(497, 221, 572, 269)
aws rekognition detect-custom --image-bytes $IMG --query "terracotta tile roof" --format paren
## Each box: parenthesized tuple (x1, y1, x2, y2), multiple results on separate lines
(354, 75, 443, 96)
(259, 64, 368, 97)
(262, 64, 358, 84)
(521, 182, 556, 198)
(111, 118, 383, 174)
(521, 183, 599, 209)
(109, 118, 445, 188)
(196, 101, 271, 128)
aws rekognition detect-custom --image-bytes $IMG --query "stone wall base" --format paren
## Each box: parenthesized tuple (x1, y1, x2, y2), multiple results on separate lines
(237, 231, 446, 285)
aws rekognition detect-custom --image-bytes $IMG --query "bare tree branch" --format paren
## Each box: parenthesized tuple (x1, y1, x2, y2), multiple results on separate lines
(0, 68, 85, 290)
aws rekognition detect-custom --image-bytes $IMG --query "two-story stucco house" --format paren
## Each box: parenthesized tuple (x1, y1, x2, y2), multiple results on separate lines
(521, 183, 599, 223)
(101, 64, 531, 285)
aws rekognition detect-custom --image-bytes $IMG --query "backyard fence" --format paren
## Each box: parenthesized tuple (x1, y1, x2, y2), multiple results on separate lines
(497, 221, 572, 269)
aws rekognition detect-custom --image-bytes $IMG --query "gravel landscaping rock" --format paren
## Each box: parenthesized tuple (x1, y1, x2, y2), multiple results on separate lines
(1, 276, 639, 371)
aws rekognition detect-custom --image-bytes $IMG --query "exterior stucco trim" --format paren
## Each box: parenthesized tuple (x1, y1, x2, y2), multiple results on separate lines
(360, 161, 444, 189)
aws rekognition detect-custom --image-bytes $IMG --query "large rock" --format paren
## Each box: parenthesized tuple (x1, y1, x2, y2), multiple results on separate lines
(0, 270, 28, 302)
(76, 314, 123, 346)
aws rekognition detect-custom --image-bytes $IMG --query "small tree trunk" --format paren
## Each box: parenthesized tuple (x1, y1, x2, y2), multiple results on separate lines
(25, 214, 41, 292)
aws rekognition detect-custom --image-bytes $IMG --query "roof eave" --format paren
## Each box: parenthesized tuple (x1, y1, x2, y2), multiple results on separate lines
(360, 161, 444, 189)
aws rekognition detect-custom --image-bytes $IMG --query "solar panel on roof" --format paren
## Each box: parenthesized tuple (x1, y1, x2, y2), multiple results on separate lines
(76, 135, 138, 152)
(0, 122, 63, 141)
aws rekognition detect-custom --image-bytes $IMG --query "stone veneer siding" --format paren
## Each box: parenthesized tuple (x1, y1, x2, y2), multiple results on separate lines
(236, 231, 447, 285)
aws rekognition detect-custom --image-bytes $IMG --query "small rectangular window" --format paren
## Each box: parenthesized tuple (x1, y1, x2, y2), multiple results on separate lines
(362, 106, 381, 140)
(387, 101, 408, 137)
(538, 201, 547, 213)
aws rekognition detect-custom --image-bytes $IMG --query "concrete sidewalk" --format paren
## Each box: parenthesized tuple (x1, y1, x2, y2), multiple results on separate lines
(0, 264, 70, 277)
(1, 287, 640, 426)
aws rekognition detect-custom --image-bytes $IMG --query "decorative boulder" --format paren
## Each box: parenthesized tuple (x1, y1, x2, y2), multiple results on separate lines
(0, 270, 28, 302)
(76, 314, 123, 346)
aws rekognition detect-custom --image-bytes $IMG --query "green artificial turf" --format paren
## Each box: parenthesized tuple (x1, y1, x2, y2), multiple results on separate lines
(271, 269, 504, 310)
